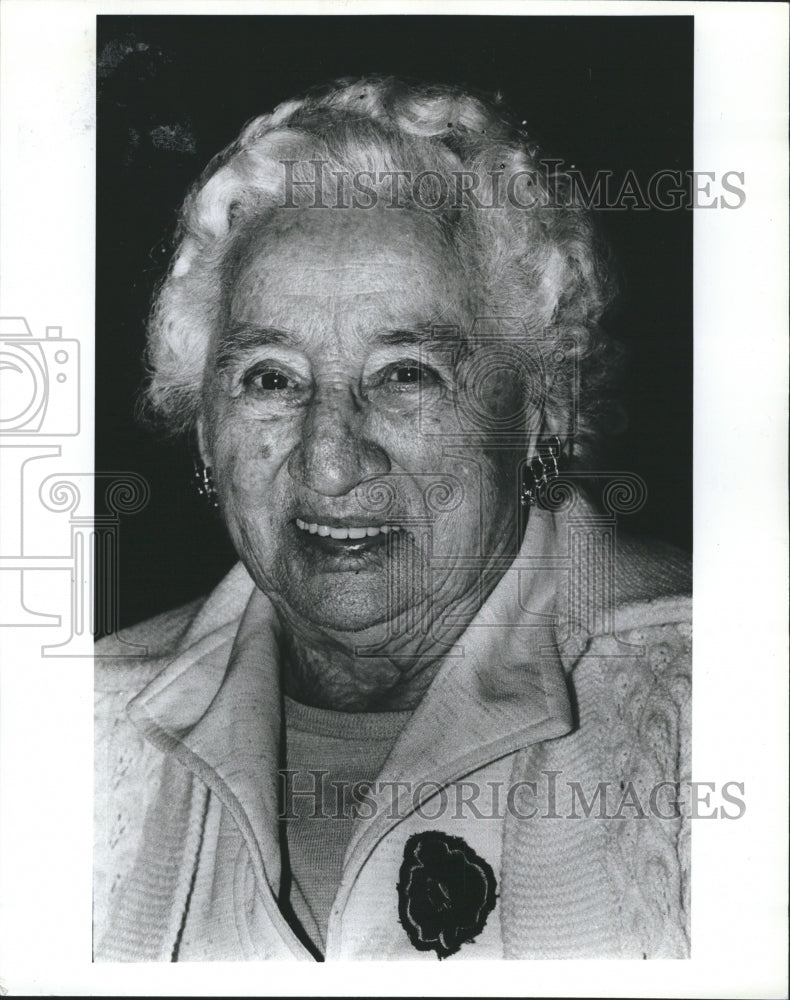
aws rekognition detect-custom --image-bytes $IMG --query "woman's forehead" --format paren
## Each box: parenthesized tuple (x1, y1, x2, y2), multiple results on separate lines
(226, 205, 474, 331)
(235, 203, 455, 269)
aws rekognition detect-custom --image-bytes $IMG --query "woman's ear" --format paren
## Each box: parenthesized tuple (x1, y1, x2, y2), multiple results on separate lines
(527, 412, 568, 466)
(195, 418, 212, 467)
(524, 409, 547, 462)
(193, 418, 220, 510)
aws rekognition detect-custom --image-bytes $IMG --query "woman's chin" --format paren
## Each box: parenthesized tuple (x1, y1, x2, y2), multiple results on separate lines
(259, 526, 420, 632)
(277, 579, 404, 635)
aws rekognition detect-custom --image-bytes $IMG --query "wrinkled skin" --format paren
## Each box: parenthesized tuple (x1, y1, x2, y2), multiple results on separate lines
(200, 206, 537, 710)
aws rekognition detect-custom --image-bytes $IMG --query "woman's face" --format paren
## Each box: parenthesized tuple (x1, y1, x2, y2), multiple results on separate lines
(201, 205, 533, 643)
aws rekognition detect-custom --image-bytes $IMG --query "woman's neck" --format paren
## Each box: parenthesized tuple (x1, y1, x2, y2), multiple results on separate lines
(277, 623, 447, 712)
(274, 573, 502, 712)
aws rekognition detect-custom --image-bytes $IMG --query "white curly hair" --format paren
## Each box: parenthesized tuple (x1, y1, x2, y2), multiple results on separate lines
(141, 76, 619, 460)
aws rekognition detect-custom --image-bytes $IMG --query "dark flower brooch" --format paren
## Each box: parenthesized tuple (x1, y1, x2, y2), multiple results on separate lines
(397, 831, 497, 959)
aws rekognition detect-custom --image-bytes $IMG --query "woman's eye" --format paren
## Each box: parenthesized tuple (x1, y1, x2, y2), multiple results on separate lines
(236, 363, 309, 409)
(244, 368, 294, 391)
(386, 363, 439, 387)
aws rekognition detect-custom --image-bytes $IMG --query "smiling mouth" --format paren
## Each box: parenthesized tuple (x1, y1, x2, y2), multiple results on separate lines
(295, 519, 402, 540)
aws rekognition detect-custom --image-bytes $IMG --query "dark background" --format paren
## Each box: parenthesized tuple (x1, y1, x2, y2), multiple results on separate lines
(96, 15, 693, 633)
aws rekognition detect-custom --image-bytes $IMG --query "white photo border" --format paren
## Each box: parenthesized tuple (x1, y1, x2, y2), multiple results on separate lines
(0, 1, 787, 996)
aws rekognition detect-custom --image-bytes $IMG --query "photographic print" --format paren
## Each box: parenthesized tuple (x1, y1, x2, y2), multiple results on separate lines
(0, 2, 786, 996)
(93, 14, 694, 962)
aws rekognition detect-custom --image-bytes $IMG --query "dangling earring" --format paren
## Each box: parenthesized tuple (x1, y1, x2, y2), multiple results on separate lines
(193, 461, 219, 509)
(520, 435, 562, 508)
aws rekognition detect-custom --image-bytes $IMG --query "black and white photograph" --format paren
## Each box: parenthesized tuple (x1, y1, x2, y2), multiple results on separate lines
(0, 1, 787, 995)
(93, 12, 696, 962)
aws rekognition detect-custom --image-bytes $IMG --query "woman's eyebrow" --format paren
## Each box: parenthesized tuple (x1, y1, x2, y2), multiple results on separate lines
(376, 329, 430, 347)
(376, 326, 461, 347)
(215, 324, 292, 370)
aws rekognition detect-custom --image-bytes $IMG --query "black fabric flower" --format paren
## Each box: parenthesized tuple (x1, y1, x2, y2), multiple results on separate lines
(397, 831, 497, 959)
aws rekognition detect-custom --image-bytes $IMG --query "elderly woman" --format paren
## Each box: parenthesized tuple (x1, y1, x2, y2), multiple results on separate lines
(94, 78, 691, 961)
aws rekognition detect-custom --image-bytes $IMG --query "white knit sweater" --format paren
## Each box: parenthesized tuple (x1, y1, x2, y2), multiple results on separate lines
(94, 507, 691, 960)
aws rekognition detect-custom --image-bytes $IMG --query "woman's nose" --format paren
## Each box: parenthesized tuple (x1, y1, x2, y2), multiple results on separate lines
(287, 391, 391, 497)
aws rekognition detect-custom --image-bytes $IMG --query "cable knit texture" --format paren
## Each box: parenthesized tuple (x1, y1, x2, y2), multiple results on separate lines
(501, 607, 691, 957)
(94, 531, 691, 960)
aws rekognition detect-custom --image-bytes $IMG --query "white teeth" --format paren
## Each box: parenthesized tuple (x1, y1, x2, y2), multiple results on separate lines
(295, 520, 401, 538)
